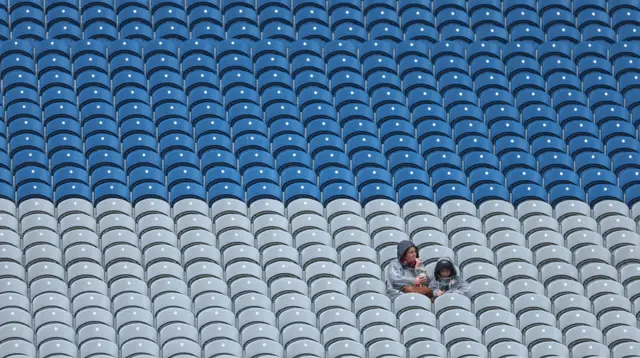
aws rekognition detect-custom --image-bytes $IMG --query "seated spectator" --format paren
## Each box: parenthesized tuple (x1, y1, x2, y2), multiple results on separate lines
(385, 240, 434, 300)
(429, 258, 469, 298)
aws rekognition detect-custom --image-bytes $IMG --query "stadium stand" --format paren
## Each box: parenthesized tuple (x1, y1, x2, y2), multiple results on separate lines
(0, 0, 639, 358)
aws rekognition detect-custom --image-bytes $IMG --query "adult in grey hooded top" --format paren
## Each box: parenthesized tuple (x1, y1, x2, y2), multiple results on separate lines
(385, 240, 433, 300)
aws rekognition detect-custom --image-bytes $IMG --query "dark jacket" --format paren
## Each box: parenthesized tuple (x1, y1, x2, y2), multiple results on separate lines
(385, 240, 429, 300)
(428, 257, 469, 296)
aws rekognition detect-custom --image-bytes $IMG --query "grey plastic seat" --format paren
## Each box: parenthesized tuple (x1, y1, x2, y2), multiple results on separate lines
(599, 215, 635, 237)
(95, 199, 132, 220)
(327, 340, 366, 358)
(438, 309, 475, 332)
(0, 198, 17, 217)
(222, 245, 260, 268)
(361, 325, 401, 348)
(304, 260, 342, 284)
(369, 214, 405, 237)
(441, 200, 476, 220)
(286, 339, 324, 358)
(20, 199, 55, 219)
(580, 263, 618, 286)
(445, 215, 482, 237)
(121, 339, 160, 357)
(613, 342, 640, 358)
(467, 279, 506, 300)
(478, 200, 515, 221)
(554, 200, 590, 221)
(265, 261, 304, 285)
(614, 245, 640, 270)
(217, 230, 254, 252)
(558, 311, 598, 334)
(535, 245, 572, 268)
(526, 230, 563, 252)
(134, 199, 171, 220)
(522, 215, 559, 238)
(484, 324, 522, 350)
(326, 199, 362, 221)
(512, 293, 552, 318)
(450, 230, 488, 252)
(309, 278, 348, 301)
(252, 213, 289, 235)
(418, 246, 454, 265)
(495, 245, 533, 269)
(412, 230, 448, 248)
(246, 339, 285, 358)
(291, 213, 328, 237)
(172, 198, 209, 219)
(286, 198, 324, 220)
(566, 230, 604, 252)
(183, 244, 221, 268)
(402, 199, 438, 221)
(560, 215, 597, 237)
(196, 307, 235, 331)
(599, 310, 637, 333)
(333, 229, 370, 251)
(402, 323, 441, 346)
(318, 308, 356, 332)
(300, 245, 338, 269)
(329, 214, 367, 236)
(393, 293, 432, 316)
(593, 200, 629, 221)
(358, 308, 397, 331)
(339, 245, 377, 269)
(516, 200, 552, 220)
(490, 341, 528, 358)
(553, 293, 591, 318)
(240, 323, 279, 347)
(368, 340, 406, 358)
(322, 323, 361, 348)
(530, 341, 569, 358)
(273, 293, 312, 318)
(36, 323, 77, 345)
(407, 214, 444, 238)
(224, 261, 263, 286)
(21, 214, 55, 234)
(57, 198, 93, 219)
(256, 229, 294, 252)
(506, 279, 545, 300)
(574, 245, 611, 269)
(0, 341, 36, 357)
(353, 292, 392, 317)
(248, 199, 285, 220)
(211, 199, 247, 221)
(214, 214, 251, 235)
(203, 339, 242, 358)
(137, 214, 174, 234)
(398, 307, 437, 331)
(294, 228, 332, 251)
(176, 213, 213, 237)
(570, 341, 610, 357)
(457, 246, 495, 270)
(373, 230, 409, 252)
(546, 279, 585, 301)
(524, 325, 563, 350)
(349, 278, 386, 300)
(365, 199, 400, 221)
(408, 340, 447, 358)
(462, 262, 499, 282)
(488, 230, 526, 251)
(25, 244, 63, 267)
(517, 310, 556, 333)
(0, 229, 21, 247)
(200, 323, 239, 346)
(443, 325, 482, 348)
(483, 215, 520, 237)
(344, 262, 381, 284)
(433, 293, 471, 318)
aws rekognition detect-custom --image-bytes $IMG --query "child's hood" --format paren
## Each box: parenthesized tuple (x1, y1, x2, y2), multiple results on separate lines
(433, 257, 459, 279)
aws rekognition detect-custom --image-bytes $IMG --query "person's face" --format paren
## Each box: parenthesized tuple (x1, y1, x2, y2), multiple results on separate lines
(439, 268, 452, 278)
(403, 247, 417, 263)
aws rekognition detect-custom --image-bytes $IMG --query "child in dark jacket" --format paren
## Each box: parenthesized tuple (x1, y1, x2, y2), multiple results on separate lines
(428, 258, 469, 298)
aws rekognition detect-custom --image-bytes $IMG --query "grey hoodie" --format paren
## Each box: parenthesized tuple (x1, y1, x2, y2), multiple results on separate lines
(428, 257, 469, 296)
(385, 240, 429, 300)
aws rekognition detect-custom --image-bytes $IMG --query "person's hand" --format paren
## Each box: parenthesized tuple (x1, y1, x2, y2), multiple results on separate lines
(414, 275, 427, 286)
(436, 290, 445, 296)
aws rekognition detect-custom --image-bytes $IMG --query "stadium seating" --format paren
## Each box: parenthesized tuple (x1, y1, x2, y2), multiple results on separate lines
(0, 1, 639, 358)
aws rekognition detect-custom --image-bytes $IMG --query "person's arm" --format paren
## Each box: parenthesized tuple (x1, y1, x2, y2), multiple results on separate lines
(428, 277, 440, 296)
(450, 277, 470, 296)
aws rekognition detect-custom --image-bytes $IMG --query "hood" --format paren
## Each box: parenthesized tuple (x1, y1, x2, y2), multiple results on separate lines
(434, 257, 457, 279)
(396, 240, 418, 261)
